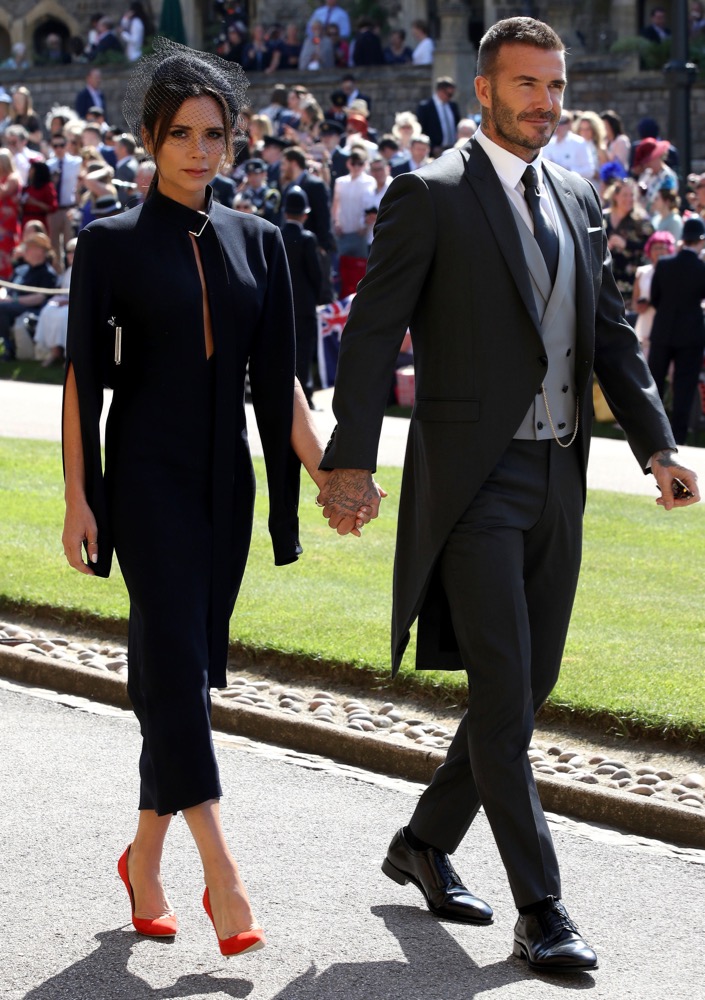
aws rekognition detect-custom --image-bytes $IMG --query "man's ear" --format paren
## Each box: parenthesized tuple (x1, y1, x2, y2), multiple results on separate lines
(475, 75, 491, 111)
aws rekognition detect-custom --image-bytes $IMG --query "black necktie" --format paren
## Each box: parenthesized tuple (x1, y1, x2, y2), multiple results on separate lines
(522, 165, 558, 282)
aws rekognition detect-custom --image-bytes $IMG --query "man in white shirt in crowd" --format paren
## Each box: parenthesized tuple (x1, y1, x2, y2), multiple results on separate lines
(543, 111, 596, 178)
(46, 133, 82, 270)
(332, 147, 376, 258)
(307, 0, 351, 40)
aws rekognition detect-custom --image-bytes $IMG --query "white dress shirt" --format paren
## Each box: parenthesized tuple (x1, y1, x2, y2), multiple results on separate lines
(473, 127, 559, 234)
(412, 37, 434, 65)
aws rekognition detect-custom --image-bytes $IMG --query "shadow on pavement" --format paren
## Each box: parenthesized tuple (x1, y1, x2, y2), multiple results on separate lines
(270, 905, 597, 1000)
(21, 927, 253, 999)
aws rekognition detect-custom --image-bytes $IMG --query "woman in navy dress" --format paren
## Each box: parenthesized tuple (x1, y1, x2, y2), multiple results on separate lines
(62, 40, 369, 957)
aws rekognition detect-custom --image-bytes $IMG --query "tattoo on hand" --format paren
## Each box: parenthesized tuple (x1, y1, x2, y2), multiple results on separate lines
(326, 470, 378, 513)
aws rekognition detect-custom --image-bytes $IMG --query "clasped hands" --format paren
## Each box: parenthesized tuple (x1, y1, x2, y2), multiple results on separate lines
(316, 468, 386, 536)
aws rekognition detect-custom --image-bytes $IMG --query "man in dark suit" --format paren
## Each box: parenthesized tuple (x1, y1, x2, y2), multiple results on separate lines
(416, 76, 461, 157)
(75, 68, 107, 120)
(648, 216, 705, 443)
(113, 134, 139, 206)
(641, 6, 671, 43)
(279, 146, 335, 253)
(341, 73, 372, 114)
(318, 16, 699, 973)
(281, 187, 323, 407)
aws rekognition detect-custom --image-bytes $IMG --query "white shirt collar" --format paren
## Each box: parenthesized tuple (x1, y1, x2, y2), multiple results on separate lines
(473, 127, 545, 191)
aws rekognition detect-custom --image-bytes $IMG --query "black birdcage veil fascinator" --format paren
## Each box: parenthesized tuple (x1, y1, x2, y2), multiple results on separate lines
(122, 36, 249, 165)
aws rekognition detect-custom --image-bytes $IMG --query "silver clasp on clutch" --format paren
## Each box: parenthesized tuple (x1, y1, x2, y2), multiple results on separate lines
(108, 316, 122, 365)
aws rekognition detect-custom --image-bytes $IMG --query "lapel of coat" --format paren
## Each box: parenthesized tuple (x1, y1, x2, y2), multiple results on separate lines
(462, 139, 541, 333)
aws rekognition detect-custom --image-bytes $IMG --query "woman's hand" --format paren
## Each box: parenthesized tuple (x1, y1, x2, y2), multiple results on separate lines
(62, 498, 99, 574)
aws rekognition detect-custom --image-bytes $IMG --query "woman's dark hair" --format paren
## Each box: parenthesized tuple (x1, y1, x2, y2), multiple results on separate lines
(123, 38, 249, 166)
(29, 161, 52, 188)
(600, 110, 624, 140)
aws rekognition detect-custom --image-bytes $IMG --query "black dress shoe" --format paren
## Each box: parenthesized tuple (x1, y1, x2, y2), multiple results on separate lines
(513, 897, 598, 972)
(381, 828, 493, 924)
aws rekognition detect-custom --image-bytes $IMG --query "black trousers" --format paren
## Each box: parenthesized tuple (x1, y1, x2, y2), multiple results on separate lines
(648, 339, 704, 445)
(409, 437, 583, 909)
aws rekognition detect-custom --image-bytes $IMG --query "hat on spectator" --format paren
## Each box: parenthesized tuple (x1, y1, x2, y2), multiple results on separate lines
(644, 230, 676, 256)
(346, 113, 368, 136)
(24, 232, 52, 251)
(283, 186, 310, 215)
(348, 99, 369, 118)
(320, 120, 344, 137)
(93, 194, 122, 216)
(244, 158, 266, 174)
(682, 217, 705, 242)
(633, 137, 670, 172)
(262, 135, 290, 150)
(392, 112, 421, 141)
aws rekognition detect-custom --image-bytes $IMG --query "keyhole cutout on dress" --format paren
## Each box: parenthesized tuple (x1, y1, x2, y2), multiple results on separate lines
(190, 234, 214, 360)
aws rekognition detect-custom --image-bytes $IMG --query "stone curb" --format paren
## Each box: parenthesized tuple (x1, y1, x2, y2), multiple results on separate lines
(2, 645, 704, 850)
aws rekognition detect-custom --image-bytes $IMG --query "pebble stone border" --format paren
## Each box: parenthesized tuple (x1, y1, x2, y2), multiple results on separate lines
(2, 620, 704, 815)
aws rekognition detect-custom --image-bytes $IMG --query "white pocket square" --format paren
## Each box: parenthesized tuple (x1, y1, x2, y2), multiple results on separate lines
(587, 226, 603, 233)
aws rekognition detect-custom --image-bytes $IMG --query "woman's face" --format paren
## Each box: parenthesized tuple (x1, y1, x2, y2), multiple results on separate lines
(12, 91, 28, 115)
(577, 119, 594, 143)
(614, 184, 634, 213)
(602, 118, 615, 142)
(150, 96, 227, 209)
(649, 241, 671, 264)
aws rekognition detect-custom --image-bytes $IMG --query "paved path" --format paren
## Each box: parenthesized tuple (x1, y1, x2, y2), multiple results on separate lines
(1, 680, 704, 1000)
(4, 379, 705, 495)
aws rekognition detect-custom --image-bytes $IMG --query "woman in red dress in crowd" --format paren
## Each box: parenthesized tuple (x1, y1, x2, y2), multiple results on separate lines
(0, 149, 22, 279)
(20, 161, 58, 227)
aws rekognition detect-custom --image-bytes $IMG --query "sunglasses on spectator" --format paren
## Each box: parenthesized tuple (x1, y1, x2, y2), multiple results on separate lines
(52, 141, 66, 148)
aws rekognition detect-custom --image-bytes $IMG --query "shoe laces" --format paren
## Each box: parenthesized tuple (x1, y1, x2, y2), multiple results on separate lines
(433, 850, 463, 888)
(539, 898, 579, 941)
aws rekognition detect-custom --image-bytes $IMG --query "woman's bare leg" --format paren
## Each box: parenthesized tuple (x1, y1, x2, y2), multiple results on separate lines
(183, 799, 258, 939)
(127, 811, 174, 918)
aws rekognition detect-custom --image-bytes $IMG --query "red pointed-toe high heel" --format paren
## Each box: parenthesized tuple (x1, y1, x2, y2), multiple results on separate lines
(202, 887, 266, 957)
(117, 846, 178, 938)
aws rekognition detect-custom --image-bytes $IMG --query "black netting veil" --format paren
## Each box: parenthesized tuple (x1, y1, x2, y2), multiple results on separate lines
(122, 36, 249, 162)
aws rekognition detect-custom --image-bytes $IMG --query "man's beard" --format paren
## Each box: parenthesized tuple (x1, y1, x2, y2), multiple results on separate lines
(483, 92, 557, 152)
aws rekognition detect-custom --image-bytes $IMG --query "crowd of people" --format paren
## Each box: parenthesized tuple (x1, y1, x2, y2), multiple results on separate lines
(213, 1, 436, 70)
(1, 32, 705, 440)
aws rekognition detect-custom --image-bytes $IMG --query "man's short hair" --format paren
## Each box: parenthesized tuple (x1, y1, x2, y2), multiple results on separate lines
(117, 133, 136, 155)
(477, 17, 564, 79)
(282, 146, 307, 170)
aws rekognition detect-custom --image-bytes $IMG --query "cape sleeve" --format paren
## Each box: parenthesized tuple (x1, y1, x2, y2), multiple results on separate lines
(62, 225, 115, 578)
(248, 224, 302, 566)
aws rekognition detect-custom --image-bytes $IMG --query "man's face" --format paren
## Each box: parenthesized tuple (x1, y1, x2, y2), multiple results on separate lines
(475, 43, 566, 161)
(87, 69, 101, 89)
(51, 135, 67, 158)
(652, 9, 667, 28)
(280, 157, 300, 184)
(369, 160, 388, 187)
(246, 169, 265, 188)
(82, 128, 102, 148)
(410, 140, 429, 161)
(438, 84, 455, 104)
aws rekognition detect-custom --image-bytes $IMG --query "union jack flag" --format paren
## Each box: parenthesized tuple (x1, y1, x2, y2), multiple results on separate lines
(316, 294, 355, 388)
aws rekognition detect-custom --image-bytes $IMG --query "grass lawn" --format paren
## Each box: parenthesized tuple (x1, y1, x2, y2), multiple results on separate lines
(0, 359, 65, 386)
(2, 436, 705, 742)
